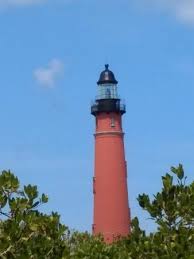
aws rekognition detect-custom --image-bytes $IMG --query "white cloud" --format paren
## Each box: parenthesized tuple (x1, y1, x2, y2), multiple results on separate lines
(174, 1, 194, 24)
(0, 0, 47, 7)
(34, 59, 64, 88)
(146, 0, 194, 25)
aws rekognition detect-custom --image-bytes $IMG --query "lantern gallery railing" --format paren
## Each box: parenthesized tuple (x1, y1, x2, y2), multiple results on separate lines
(91, 99, 126, 115)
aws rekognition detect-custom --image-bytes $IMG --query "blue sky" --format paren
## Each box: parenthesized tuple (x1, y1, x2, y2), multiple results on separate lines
(0, 0, 194, 233)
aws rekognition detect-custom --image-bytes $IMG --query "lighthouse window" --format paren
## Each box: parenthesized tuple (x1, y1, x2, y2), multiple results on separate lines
(105, 88, 111, 98)
(93, 177, 96, 194)
(111, 117, 115, 127)
(98, 84, 118, 99)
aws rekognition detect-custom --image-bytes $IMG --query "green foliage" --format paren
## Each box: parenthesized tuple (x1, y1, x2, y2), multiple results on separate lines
(136, 164, 194, 258)
(0, 165, 194, 258)
(0, 170, 69, 258)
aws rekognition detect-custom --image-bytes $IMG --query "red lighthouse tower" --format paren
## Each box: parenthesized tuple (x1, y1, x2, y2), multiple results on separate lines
(91, 65, 131, 243)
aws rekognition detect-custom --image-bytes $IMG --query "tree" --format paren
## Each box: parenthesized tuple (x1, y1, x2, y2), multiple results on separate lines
(134, 164, 194, 258)
(0, 170, 69, 258)
(0, 165, 194, 258)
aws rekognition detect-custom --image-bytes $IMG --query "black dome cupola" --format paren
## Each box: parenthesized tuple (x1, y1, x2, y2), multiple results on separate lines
(97, 64, 118, 85)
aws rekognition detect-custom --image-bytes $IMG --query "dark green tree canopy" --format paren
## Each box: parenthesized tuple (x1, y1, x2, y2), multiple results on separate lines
(0, 165, 194, 258)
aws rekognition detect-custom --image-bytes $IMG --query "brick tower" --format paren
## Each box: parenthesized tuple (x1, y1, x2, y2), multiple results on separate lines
(91, 65, 131, 243)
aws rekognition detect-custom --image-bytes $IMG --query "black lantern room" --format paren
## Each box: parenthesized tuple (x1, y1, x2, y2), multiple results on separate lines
(91, 65, 126, 116)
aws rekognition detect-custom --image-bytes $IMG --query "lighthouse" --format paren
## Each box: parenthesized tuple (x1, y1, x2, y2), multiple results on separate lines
(91, 65, 131, 243)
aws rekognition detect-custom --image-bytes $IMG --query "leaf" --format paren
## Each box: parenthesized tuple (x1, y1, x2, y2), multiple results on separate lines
(31, 201, 40, 209)
(41, 194, 48, 204)
(171, 164, 184, 180)
(0, 195, 7, 208)
(162, 173, 173, 191)
(177, 164, 184, 180)
(24, 185, 38, 200)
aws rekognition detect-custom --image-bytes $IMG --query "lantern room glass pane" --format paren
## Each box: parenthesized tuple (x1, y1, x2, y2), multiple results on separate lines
(97, 84, 118, 100)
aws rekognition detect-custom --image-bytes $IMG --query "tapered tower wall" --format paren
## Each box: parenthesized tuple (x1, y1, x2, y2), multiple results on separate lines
(93, 112, 130, 243)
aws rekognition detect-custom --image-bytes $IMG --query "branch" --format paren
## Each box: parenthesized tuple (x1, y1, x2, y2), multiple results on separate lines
(0, 245, 13, 257)
(0, 210, 11, 219)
